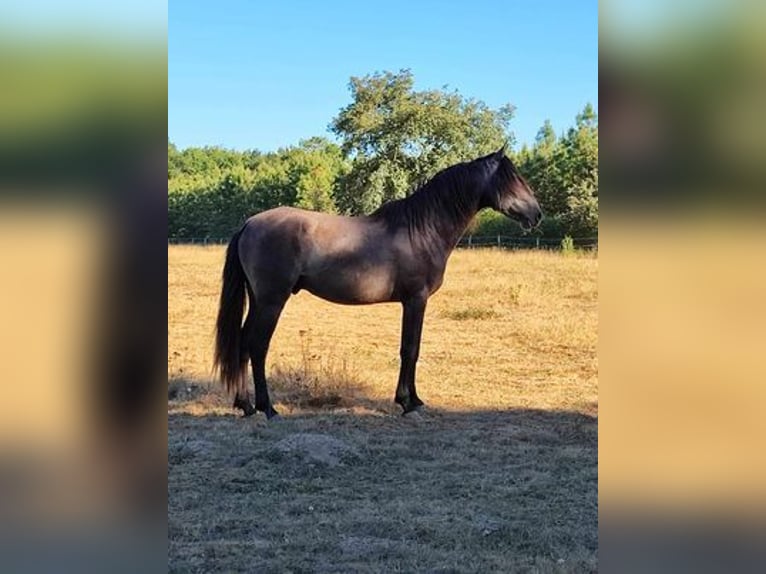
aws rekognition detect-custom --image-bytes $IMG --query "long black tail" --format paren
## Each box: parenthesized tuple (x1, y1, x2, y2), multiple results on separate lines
(213, 228, 248, 394)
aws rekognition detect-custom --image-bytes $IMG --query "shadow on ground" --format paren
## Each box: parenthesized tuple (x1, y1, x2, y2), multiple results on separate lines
(169, 370, 401, 417)
(168, 375, 598, 573)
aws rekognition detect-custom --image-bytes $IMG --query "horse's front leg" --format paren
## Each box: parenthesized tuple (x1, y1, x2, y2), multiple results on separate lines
(395, 294, 427, 414)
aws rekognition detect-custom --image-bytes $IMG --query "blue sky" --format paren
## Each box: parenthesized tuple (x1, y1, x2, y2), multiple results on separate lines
(169, 0, 597, 152)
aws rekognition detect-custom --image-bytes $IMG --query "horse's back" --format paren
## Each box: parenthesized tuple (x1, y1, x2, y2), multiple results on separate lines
(242, 206, 375, 252)
(238, 207, 401, 304)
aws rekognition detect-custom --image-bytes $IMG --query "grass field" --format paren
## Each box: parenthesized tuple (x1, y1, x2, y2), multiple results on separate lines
(168, 245, 598, 573)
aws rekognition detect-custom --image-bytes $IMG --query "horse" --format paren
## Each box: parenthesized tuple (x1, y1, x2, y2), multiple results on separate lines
(213, 146, 542, 418)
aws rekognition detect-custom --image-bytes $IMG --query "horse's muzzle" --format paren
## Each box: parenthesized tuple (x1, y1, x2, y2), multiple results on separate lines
(507, 208, 542, 230)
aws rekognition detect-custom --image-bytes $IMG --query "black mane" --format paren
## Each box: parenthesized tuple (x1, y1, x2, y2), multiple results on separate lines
(370, 157, 489, 234)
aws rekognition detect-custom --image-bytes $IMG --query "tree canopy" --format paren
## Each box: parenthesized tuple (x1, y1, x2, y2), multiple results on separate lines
(168, 70, 597, 241)
(330, 70, 515, 214)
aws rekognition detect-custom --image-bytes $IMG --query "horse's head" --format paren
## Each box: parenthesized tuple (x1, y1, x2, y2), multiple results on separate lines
(481, 146, 542, 230)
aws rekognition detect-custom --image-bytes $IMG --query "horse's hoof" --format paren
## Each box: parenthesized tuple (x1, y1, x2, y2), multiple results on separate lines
(402, 409, 423, 419)
(237, 404, 256, 417)
(233, 397, 256, 417)
(267, 413, 282, 423)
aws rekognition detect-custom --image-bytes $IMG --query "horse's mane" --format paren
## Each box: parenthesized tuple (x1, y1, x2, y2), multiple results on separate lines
(369, 157, 489, 234)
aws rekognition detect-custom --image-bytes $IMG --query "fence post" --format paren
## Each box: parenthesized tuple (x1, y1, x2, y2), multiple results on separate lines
(497, 235, 501, 247)
(536, 237, 540, 249)
(468, 235, 472, 248)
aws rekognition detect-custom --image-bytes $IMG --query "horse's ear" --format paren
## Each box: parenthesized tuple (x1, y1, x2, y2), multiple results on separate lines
(495, 143, 507, 158)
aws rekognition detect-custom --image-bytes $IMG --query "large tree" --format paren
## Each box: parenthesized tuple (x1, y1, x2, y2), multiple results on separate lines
(557, 103, 598, 236)
(330, 69, 515, 214)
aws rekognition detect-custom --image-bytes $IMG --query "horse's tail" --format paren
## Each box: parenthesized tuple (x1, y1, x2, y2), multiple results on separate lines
(213, 228, 248, 395)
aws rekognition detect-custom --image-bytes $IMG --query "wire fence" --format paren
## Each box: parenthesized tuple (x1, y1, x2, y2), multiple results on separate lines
(168, 237, 231, 245)
(457, 235, 597, 249)
(168, 235, 598, 250)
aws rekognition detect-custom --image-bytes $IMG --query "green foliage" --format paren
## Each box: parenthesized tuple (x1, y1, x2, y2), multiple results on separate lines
(468, 209, 567, 238)
(168, 138, 348, 238)
(562, 172, 599, 237)
(515, 103, 598, 238)
(330, 69, 515, 214)
(291, 138, 348, 212)
(167, 70, 598, 241)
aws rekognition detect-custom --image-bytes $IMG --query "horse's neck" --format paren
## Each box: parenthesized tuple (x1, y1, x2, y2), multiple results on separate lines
(429, 185, 481, 254)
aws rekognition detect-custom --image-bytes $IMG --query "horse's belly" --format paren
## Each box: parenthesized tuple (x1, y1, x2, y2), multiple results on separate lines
(301, 267, 395, 305)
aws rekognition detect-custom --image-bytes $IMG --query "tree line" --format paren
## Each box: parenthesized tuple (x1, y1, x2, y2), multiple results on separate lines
(169, 70, 597, 240)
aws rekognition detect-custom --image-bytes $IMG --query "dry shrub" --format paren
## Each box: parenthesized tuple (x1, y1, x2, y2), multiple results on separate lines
(270, 329, 365, 410)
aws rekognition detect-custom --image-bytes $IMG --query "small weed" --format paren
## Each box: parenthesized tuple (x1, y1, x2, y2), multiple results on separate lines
(560, 235, 576, 255)
(442, 307, 499, 321)
(507, 284, 524, 306)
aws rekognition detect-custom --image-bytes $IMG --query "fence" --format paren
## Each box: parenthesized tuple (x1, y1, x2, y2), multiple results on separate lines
(457, 235, 597, 249)
(168, 235, 598, 250)
(168, 237, 230, 245)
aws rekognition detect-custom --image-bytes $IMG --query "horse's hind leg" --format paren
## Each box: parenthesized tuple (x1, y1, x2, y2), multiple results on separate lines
(232, 391, 256, 417)
(232, 318, 256, 416)
(244, 293, 289, 419)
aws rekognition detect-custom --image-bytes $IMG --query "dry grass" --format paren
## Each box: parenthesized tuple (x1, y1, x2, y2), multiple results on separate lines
(168, 245, 598, 572)
(168, 246, 597, 414)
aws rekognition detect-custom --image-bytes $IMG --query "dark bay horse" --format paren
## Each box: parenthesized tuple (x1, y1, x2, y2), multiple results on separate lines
(213, 146, 542, 418)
